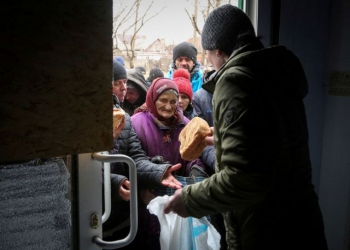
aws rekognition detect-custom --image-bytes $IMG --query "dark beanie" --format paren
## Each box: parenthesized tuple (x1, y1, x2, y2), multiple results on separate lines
(173, 42, 197, 63)
(146, 78, 178, 116)
(201, 4, 255, 54)
(147, 68, 164, 83)
(113, 60, 127, 81)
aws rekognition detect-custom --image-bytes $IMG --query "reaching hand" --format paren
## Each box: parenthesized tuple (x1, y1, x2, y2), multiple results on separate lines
(118, 179, 130, 201)
(164, 189, 190, 217)
(161, 163, 183, 189)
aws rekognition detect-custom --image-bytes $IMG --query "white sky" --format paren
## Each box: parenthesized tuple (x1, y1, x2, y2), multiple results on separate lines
(113, 0, 238, 45)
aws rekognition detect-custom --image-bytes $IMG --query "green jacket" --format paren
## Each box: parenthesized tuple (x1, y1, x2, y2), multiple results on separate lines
(182, 40, 327, 249)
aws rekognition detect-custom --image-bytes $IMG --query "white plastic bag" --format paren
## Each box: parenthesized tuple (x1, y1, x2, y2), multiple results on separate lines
(147, 195, 221, 250)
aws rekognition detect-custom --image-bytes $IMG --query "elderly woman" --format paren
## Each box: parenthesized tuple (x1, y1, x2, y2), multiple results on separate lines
(130, 77, 208, 250)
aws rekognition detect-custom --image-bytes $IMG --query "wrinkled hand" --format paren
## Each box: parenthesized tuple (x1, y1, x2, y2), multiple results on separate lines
(113, 116, 125, 138)
(161, 163, 183, 189)
(140, 189, 156, 205)
(119, 179, 130, 201)
(164, 189, 190, 218)
(204, 127, 214, 146)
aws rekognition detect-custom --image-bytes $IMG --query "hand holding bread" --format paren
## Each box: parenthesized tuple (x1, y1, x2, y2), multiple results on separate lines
(179, 117, 213, 161)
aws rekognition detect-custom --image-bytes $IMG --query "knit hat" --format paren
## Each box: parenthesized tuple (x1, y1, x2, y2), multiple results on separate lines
(172, 69, 193, 101)
(114, 56, 125, 66)
(147, 68, 164, 83)
(113, 60, 127, 81)
(201, 4, 255, 55)
(135, 66, 146, 74)
(173, 42, 197, 63)
(146, 77, 179, 116)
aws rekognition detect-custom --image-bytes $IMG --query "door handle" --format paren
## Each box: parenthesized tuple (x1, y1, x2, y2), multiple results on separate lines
(91, 152, 138, 249)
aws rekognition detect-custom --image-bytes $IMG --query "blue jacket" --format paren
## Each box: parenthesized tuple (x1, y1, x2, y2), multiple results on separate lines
(167, 62, 203, 93)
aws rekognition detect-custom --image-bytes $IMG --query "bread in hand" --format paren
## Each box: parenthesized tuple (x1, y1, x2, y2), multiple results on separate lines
(113, 108, 125, 129)
(179, 117, 212, 161)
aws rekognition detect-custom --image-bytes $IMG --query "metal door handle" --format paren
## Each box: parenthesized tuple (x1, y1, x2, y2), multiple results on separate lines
(91, 152, 138, 249)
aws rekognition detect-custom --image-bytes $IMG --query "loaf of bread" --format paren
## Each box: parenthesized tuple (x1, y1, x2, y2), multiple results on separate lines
(179, 117, 212, 161)
(113, 108, 125, 129)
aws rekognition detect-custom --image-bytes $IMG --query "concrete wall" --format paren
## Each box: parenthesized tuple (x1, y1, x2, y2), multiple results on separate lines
(0, 0, 113, 163)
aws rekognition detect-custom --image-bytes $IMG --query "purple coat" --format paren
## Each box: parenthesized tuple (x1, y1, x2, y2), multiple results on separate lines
(131, 110, 202, 177)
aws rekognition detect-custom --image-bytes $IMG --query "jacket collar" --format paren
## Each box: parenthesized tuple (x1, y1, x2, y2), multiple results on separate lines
(202, 39, 264, 94)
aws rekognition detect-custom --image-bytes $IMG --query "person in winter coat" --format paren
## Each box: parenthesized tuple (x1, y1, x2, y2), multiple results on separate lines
(164, 4, 328, 250)
(172, 68, 195, 120)
(123, 68, 149, 116)
(131, 77, 208, 250)
(103, 61, 182, 247)
(167, 41, 203, 93)
(192, 66, 216, 127)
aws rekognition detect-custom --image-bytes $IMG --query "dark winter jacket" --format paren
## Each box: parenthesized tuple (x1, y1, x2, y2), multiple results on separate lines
(182, 40, 328, 249)
(167, 62, 203, 93)
(192, 69, 215, 126)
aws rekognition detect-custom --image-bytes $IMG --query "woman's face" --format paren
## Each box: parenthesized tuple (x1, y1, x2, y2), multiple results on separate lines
(178, 93, 190, 111)
(155, 92, 178, 119)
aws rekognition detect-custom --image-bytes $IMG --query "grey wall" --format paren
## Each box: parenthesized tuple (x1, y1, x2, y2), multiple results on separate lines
(318, 0, 350, 249)
(256, 0, 350, 249)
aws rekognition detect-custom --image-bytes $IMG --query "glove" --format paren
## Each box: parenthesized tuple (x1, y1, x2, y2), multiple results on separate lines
(189, 165, 209, 178)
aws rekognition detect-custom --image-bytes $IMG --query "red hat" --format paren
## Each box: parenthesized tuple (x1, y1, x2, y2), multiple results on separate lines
(172, 69, 193, 101)
(146, 77, 179, 117)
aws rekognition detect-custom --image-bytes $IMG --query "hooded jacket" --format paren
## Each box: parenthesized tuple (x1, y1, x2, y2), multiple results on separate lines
(181, 40, 328, 249)
(123, 69, 149, 116)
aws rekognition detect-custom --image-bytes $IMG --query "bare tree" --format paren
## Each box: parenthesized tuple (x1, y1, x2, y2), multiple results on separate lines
(184, 0, 235, 65)
(113, 0, 165, 68)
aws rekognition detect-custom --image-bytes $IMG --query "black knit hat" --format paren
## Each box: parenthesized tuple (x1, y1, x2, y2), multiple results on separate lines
(113, 60, 127, 81)
(173, 42, 197, 63)
(147, 68, 164, 83)
(201, 4, 256, 55)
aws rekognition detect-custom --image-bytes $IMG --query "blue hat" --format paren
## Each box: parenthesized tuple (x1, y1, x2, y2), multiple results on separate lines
(114, 56, 125, 66)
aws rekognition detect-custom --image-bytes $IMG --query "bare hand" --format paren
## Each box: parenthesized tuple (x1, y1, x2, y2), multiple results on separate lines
(164, 189, 190, 217)
(204, 127, 214, 146)
(161, 163, 183, 189)
(140, 189, 156, 205)
(119, 179, 130, 201)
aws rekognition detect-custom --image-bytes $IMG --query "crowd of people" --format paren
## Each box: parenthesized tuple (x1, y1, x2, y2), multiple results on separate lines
(104, 4, 328, 250)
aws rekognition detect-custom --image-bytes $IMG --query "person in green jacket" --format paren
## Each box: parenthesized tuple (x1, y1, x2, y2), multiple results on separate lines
(164, 4, 328, 250)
